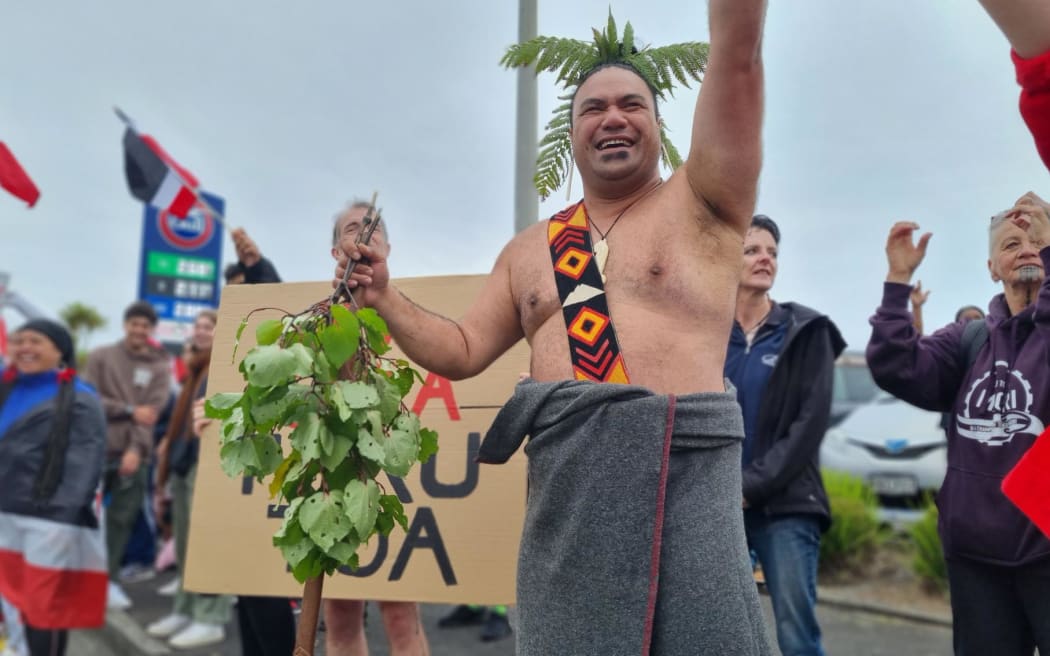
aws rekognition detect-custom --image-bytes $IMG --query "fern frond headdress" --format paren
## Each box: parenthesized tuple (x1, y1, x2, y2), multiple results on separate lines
(501, 11, 709, 200)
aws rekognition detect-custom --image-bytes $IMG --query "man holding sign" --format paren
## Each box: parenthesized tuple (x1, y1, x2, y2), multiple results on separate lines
(335, 3, 772, 654)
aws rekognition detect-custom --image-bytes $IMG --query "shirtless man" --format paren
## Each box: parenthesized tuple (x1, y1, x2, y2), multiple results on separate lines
(336, 3, 771, 654)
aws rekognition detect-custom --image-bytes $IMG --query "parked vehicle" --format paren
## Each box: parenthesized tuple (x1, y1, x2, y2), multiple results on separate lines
(829, 352, 880, 427)
(821, 392, 947, 509)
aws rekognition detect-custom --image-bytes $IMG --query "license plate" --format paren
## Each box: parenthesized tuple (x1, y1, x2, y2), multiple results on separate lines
(870, 474, 919, 496)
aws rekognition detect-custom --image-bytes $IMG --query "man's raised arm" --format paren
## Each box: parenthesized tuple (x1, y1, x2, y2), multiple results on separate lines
(979, 0, 1050, 58)
(686, 0, 767, 234)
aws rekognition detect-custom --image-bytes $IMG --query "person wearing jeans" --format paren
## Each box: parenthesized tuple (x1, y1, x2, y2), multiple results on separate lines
(725, 215, 845, 656)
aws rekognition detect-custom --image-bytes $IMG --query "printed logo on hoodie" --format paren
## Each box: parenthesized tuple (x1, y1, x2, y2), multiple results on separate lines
(956, 360, 1045, 445)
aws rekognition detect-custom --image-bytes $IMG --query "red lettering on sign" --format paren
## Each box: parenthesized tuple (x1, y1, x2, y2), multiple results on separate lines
(411, 373, 461, 420)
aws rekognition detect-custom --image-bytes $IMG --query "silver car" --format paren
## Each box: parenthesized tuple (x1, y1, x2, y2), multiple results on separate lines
(821, 393, 947, 505)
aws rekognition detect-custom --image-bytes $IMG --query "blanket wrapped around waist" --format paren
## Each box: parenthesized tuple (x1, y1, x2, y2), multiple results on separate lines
(480, 380, 772, 656)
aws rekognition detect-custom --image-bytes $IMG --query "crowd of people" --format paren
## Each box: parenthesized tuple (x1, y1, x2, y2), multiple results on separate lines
(1, 1, 1049, 655)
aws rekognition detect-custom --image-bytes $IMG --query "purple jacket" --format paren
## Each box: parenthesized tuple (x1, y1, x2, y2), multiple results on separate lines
(867, 248, 1050, 567)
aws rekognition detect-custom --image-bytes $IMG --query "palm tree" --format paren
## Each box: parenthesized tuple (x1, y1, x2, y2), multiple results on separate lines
(59, 301, 106, 354)
(501, 11, 709, 199)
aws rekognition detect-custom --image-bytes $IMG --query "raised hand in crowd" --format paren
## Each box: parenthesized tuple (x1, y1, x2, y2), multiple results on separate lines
(910, 280, 930, 334)
(231, 228, 262, 267)
(885, 222, 932, 284)
(192, 397, 210, 437)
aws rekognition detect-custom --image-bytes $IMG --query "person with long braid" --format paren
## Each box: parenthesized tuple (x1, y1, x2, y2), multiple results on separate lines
(0, 320, 107, 656)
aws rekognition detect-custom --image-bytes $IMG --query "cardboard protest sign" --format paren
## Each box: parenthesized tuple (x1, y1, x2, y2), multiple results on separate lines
(184, 276, 528, 604)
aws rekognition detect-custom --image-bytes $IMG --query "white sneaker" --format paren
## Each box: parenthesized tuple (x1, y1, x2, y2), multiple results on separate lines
(168, 622, 225, 649)
(106, 581, 132, 610)
(157, 577, 180, 597)
(146, 613, 191, 638)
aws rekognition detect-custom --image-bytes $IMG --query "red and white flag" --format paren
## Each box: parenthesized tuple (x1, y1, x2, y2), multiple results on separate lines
(122, 127, 200, 218)
(0, 141, 41, 208)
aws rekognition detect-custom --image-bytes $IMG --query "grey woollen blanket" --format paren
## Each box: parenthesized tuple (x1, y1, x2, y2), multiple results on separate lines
(479, 379, 773, 656)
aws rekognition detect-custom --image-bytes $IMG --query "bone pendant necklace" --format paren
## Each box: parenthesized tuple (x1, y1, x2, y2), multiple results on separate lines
(585, 181, 662, 283)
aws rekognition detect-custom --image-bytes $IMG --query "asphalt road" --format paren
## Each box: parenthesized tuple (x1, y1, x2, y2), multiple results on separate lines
(68, 572, 953, 655)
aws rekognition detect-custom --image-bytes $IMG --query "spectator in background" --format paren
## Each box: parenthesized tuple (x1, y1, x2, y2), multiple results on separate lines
(867, 192, 1050, 654)
(0, 320, 108, 656)
(225, 228, 281, 285)
(83, 302, 171, 611)
(323, 202, 430, 656)
(955, 305, 986, 323)
(725, 214, 845, 656)
(910, 280, 930, 334)
(220, 228, 296, 656)
(147, 310, 233, 650)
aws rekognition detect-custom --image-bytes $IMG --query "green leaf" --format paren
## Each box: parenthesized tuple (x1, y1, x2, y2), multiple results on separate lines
(205, 393, 243, 420)
(252, 434, 284, 476)
(419, 427, 439, 464)
(393, 368, 415, 398)
(250, 384, 309, 430)
(320, 430, 354, 471)
(355, 308, 391, 355)
(372, 371, 402, 423)
(356, 426, 386, 467)
(291, 548, 324, 582)
(384, 414, 420, 477)
(344, 478, 380, 539)
(326, 538, 360, 564)
(289, 412, 325, 461)
(299, 490, 353, 552)
(220, 439, 260, 478)
(312, 348, 337, 384)
(255, 319, 284, 346)
(221, 407, 246, 444)
(337, 381, 380, 410)
(243, 344, 313, 387)
(232, 318, 248, 362)
(379, 494, 409, 532)
(319, 323, 357, 371)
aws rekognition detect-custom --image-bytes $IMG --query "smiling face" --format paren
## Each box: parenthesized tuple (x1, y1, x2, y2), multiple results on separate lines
(10, 329, 63, 375)
(191, 313, 216, 352)
(741, 227, 779, 293)
(570, 66, 661, 194)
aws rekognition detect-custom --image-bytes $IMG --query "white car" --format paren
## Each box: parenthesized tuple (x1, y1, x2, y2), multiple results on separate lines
(821, 392, 947, 506)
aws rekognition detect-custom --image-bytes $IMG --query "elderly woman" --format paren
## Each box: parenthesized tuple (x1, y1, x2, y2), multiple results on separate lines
(0, 320, 107, 656)
(867, 192, 1050, 655)
(724, 214, 845, 656)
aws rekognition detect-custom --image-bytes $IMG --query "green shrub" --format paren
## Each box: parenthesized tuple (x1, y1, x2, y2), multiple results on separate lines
(819, 469, 882, 573)
(909, 500, 947, 592)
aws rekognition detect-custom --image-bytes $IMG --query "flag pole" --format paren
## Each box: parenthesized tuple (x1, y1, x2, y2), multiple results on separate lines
(113, 106, 233, 236)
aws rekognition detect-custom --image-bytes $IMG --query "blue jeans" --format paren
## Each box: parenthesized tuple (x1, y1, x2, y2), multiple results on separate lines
(745, 512, 825, 656)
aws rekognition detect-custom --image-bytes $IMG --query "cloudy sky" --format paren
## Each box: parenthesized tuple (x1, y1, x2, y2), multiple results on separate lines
(2, 1, 1046, 352)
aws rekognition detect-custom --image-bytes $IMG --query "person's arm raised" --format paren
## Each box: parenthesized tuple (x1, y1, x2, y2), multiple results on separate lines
(337, 239, 526, 381)
(685, 0, 767, 234)
(979, 0, 1050, 58)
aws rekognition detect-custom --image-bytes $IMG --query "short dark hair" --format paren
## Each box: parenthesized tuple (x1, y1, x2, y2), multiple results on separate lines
(569, 62, 661, 128)
(955, 305, 985, 322)
(124, 300, 158, 325)
(750, 214, 780, 244)
(223, 262, 245, 284)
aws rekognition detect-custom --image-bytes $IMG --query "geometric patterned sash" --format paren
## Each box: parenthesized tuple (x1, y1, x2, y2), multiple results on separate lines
(547, 201, 631, 383)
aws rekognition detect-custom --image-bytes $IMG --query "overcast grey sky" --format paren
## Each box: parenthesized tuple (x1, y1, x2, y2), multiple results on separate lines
(2, 1, 1047, 352)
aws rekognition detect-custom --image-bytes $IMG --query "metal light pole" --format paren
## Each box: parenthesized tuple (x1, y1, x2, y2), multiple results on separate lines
(514, 0, 538, 234)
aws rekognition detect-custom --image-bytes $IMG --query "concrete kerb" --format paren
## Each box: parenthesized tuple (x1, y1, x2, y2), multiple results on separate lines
(815, 587, 953, 628)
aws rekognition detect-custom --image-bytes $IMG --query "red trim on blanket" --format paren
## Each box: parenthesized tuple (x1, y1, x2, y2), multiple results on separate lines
(0, 548, 106, 629)
(641, 395, 676, 655)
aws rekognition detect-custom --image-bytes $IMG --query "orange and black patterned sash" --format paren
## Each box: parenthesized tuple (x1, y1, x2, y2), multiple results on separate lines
(547, 201, 630, 383)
